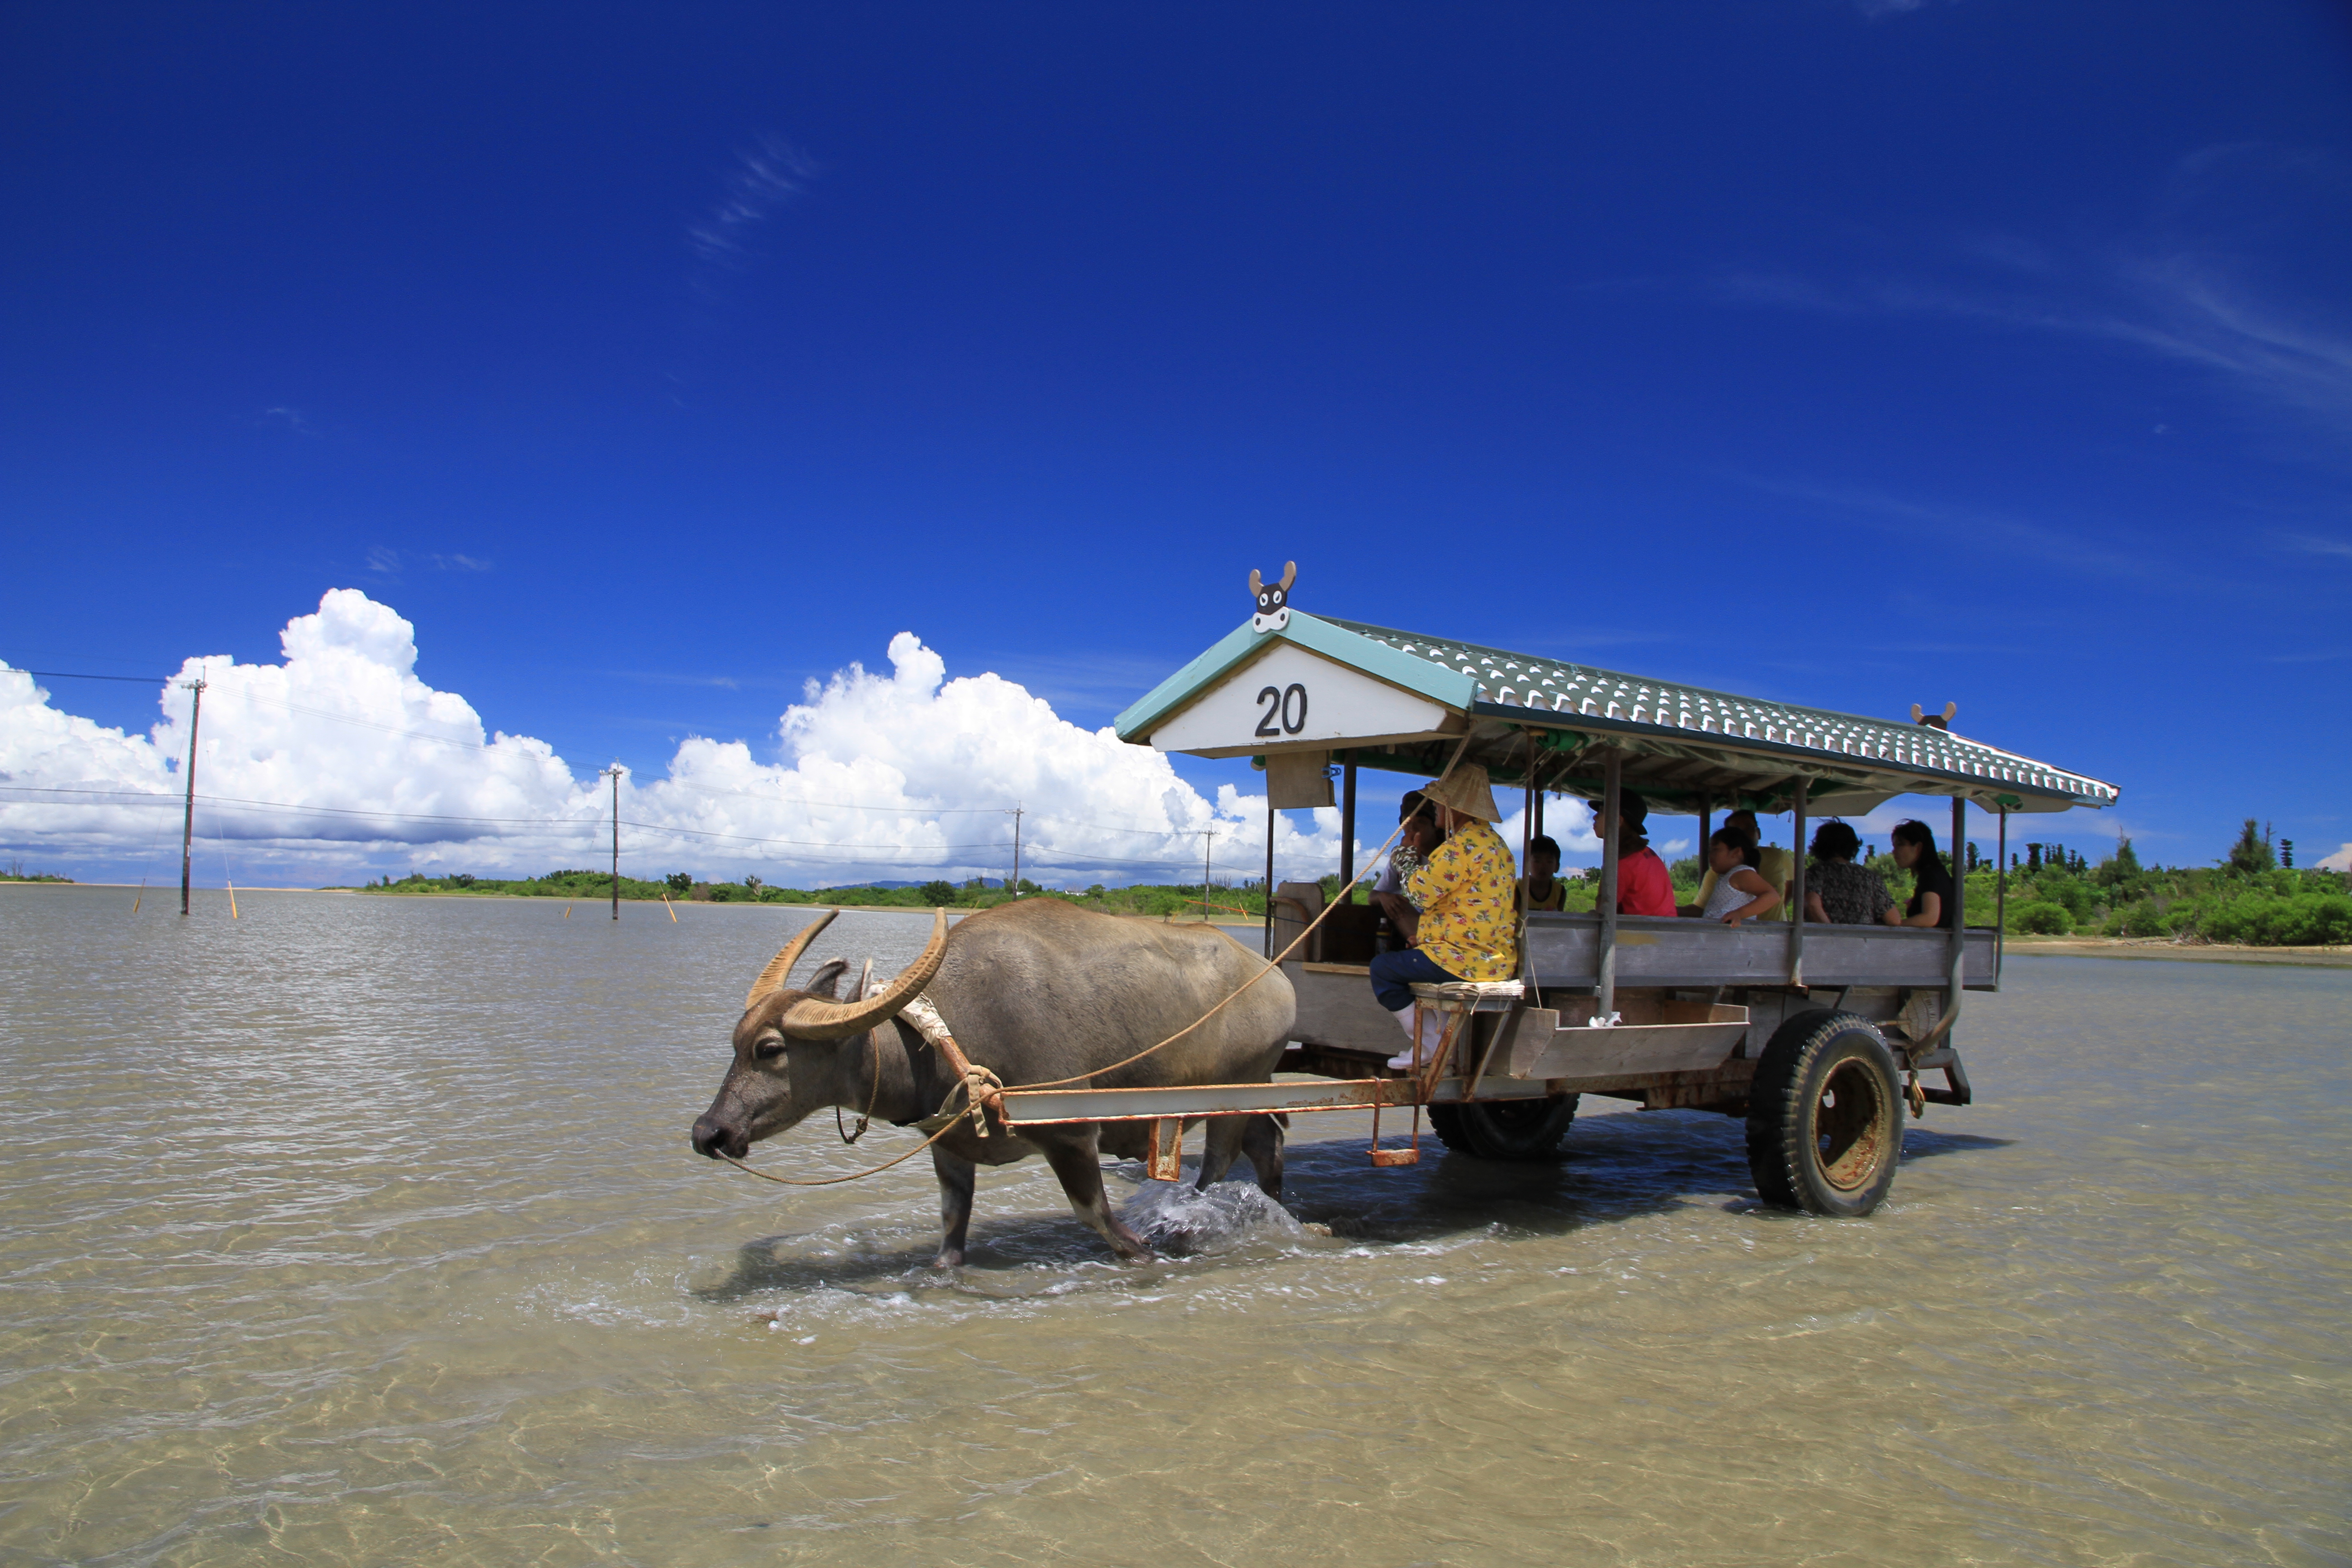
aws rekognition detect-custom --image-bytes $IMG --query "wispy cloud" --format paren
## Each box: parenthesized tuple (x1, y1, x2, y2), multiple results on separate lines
(2278, 532, 2352, 560)
(259, 405, 316, 436)
(688, 135, 817, 269)
(1742, 478, 2171, 586)
(368, 547, 492, 577)
(1713, 146, 2352, 441)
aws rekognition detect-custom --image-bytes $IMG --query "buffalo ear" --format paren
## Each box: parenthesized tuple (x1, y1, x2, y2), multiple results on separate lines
(803, 958, 850, 1000)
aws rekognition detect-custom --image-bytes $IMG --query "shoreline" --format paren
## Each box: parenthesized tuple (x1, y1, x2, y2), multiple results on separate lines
(13, 885, 2339, 963)
(2, 882, 1271, 931)
(2000, 934, 2352, 968)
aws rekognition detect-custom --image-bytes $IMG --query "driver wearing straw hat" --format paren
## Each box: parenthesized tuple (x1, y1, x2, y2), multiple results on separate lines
(1367, 762, 1520, 1071)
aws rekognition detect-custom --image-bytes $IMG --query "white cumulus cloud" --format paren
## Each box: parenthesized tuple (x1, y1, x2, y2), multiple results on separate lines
(0, 590, 1360, 890)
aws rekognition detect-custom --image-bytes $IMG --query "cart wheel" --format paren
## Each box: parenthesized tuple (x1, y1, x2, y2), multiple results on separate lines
(1426, 1096, 1579, 1161)
(1745, 1010, 1902, 1216)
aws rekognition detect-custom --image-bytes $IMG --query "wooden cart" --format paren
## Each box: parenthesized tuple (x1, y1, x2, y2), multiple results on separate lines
(996, 598, 2116, 1215)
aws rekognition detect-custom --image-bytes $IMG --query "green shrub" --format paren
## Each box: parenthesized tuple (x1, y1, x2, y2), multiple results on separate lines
(2009, 902, 2073, 936)
(2199, 892, 2352, 947)
(2037, 874, 2095, 922)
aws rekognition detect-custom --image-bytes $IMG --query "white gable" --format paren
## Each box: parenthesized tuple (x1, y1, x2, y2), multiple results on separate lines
(1148, 641, 1460, 759)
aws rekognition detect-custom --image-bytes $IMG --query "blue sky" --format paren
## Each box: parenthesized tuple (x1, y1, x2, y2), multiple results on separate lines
(4, 2, 2348, 884)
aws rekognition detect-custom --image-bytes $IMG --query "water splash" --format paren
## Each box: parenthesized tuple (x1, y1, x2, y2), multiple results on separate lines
(1120, 1178, 1314, 1255)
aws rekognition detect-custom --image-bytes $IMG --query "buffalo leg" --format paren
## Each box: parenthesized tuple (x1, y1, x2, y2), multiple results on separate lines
(1240, 1113, 1286, 1199)
(1034, 1127, 1151, 1261)
(931, 1145, 977, 1269)
(1195, 1115, 1250, 1190)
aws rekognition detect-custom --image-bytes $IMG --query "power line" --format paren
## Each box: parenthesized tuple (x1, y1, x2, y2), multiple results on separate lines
(1, 668, 172, 684)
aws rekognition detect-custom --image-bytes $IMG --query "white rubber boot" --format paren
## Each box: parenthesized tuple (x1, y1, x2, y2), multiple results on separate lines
(1383, 1004, 1418, 1071)
(1386, 1007, 1448, 1072)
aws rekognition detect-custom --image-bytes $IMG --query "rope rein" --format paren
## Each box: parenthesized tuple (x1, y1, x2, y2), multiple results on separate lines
(717, 737, 1470, 1190)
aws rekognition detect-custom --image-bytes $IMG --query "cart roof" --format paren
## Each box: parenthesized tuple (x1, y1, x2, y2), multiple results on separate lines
(1114, 611, 2117, 816)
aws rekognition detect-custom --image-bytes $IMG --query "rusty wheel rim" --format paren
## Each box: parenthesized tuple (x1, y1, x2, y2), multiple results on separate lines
(1812, 1057, 1888, 1193)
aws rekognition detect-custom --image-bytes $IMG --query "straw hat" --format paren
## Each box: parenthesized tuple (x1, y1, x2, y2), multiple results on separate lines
(1422, 763, 1502, 823)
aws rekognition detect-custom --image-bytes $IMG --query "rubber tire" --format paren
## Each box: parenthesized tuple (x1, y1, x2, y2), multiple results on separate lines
(1426, 1096, 1579, 1161)
(1745, 1010, 1903, 1217)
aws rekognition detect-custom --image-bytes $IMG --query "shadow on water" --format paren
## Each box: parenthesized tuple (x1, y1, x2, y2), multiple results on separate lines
(1900, 1127, 2017, 1157)
(687, 1110, 2021, 1302)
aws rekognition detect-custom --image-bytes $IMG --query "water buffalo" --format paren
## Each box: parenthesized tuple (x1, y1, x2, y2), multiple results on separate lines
(691, 900, 1297, 1263)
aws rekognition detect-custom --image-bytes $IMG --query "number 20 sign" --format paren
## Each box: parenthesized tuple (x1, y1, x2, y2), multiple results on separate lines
(1254, 682, 1309, 737)
(1147, 642, 1454, 756)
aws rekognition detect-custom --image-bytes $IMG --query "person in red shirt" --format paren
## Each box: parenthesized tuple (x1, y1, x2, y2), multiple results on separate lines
(1586, 789, 1677, 917)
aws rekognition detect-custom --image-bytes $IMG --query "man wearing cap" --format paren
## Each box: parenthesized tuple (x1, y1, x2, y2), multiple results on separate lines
(1367, 764, 1520, 1071)
(1588, 789, 1677, 918)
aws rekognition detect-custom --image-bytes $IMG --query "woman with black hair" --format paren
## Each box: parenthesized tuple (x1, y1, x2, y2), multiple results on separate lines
(1884, 818, 1957, 929)
(1803, 819, 1895, 925)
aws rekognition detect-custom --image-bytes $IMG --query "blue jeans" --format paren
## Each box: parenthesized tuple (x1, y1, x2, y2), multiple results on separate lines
(1370, 947, 1460, 1013)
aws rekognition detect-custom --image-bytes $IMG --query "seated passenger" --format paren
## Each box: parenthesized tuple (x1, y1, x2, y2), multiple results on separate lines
(1367, 764, 1519, 1070)
(1517, 833, 1567, 913)
(1686, 809, 1792, 921)
(1587, 790, 1677, 917)
(1369, 791, 1444, 945)
(1884, 818, 1958, 928)
(1699, 828, 1783, 924)
(1802, 820, 1896, 925)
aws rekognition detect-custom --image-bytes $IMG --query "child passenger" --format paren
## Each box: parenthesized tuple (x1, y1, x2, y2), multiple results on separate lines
(1698, 828, 1783, 924)
(1518, 833, 1567, 913)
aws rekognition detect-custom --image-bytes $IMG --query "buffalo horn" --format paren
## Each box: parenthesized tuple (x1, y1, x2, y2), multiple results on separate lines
(777, 908, 951, 1040)
(1277, 559, 1295, 590)
(1248, 567, 1264, 595)
(743, 909, 840, 1009)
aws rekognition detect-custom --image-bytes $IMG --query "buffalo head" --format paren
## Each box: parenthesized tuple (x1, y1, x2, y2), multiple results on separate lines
(690, 907, 949, 1160)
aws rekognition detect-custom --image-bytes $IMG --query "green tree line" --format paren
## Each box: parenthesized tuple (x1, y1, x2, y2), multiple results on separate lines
(346, 816, 2349, 946)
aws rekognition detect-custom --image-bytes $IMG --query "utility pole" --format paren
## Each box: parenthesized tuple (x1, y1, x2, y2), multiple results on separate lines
(1009, 805, 1024, 898)
(1201, 828, 1216, 921)
(178, 674, 206, 916)
(603, 764, 623, 920)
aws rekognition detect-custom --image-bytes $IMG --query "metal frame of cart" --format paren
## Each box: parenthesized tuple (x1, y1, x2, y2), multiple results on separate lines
(999, 602, 2118, 1214)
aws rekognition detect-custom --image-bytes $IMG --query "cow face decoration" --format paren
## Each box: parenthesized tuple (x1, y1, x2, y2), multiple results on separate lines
(1249, 561, 1297, 633)
(1910, 701, 1958, 731)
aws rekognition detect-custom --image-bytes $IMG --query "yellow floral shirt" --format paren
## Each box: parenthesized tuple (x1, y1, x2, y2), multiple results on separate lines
(1406, 818, 1520, 981)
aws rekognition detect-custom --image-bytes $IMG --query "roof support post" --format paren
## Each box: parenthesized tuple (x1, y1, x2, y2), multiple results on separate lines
(1519, 730, 1536, 985)
(1787, 777, 1808, 989)
(1697, 791, 1711, 877)
(1598, 751, 1622, 1018)
(1338, 753, 1358, 889)
(1264, 801, 1276, 959)
(1947, 794, 1967, 1036)
(1995, 802, 2008, 985)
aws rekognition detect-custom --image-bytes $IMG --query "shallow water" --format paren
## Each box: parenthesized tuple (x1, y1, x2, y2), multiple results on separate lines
(2, 886, 2345, 1565)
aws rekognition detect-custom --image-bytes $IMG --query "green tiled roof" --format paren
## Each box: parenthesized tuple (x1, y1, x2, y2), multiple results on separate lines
(1117, 612, 2117, 811)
